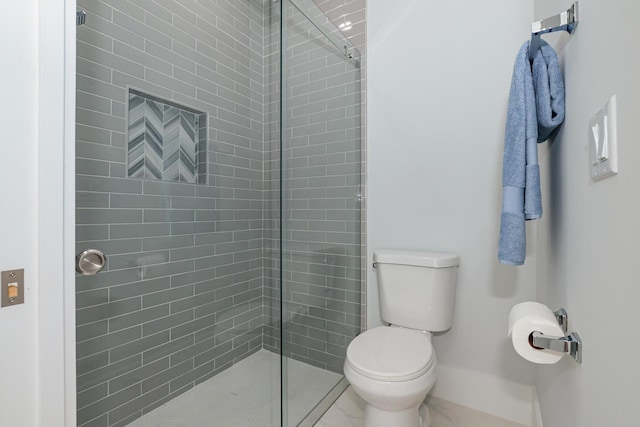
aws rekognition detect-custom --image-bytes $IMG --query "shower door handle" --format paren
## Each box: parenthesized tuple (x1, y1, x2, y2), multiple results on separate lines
(76, 249, 107, 275)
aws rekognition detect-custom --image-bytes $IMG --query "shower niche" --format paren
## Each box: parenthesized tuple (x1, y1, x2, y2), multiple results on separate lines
(127, 90, 207, 184)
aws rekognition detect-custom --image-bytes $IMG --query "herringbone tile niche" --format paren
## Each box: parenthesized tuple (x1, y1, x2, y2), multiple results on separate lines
(127, 90, 207, 184)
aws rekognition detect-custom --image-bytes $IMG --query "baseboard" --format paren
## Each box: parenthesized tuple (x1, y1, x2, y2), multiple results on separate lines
(430, 364, 534, 426)
(532, 388, 543, 427)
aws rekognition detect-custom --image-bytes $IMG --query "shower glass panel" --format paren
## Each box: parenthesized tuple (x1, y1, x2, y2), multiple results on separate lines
(281, 1, 362, 425)
(74, 0, 360, 426)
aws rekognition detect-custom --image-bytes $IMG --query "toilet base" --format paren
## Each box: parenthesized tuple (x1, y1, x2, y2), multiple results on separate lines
(364, 402, 430, 427)
(419, 402, 430, 427)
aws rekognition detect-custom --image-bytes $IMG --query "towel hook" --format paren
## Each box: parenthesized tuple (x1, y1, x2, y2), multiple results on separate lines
(529, 2, 579, 62)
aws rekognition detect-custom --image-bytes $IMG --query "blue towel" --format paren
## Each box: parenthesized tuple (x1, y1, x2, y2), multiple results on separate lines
(499, 41, 537, 265)
(499, 40, 564, 265)
(533, 40, 565, 142)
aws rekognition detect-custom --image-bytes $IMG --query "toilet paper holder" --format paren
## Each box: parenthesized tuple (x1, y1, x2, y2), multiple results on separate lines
(529, 308, 582, 363)
(553, 308, 568, 333)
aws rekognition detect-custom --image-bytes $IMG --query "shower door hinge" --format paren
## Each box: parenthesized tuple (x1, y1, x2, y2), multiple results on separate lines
(77, 10, 86, 26)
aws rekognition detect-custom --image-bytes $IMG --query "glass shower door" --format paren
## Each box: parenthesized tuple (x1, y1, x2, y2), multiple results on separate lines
(75, 1, 280, 426)
(73, 0, 360, 425)
(280, 1, 363, 425)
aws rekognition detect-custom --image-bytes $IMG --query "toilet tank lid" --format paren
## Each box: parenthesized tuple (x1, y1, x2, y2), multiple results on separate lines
(374, 250, 459, 268)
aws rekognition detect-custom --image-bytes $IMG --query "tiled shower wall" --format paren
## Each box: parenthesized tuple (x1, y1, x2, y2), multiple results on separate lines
(75, 1, 268, 425)
(263, 0, 366, 373)
(75, 0, 366, 425)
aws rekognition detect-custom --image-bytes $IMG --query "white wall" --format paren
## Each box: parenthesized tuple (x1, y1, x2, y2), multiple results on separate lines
(0, 1, 40, 425)
(39, 1, 75, 426)
(367, 0, 539, 392)
(0, 2, 70, 426)
(534, 0, 640, 425)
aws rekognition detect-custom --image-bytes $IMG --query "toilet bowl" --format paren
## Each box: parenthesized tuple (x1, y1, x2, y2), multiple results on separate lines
(344, 326, 436, 427)
(343, 250, 459, 427)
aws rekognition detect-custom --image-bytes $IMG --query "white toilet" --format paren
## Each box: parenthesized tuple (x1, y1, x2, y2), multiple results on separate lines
(344, 249, 459, 427)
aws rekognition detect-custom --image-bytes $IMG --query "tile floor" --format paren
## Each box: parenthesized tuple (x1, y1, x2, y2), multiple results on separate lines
(126, 348, 527, 427)
(317, 387, 529, 427)
(128, 349, 341, 427)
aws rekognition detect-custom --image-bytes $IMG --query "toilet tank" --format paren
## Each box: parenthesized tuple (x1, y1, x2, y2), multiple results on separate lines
(374, 250, 459, 332)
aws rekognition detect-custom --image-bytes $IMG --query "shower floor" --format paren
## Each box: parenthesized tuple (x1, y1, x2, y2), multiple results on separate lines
(127, 349, 342, 427)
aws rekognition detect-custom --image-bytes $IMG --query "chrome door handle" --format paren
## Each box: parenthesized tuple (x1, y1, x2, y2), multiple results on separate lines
(76, 249, 106, 275)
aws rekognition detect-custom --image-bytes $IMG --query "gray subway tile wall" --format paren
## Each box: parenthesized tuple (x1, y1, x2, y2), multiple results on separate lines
(76, 0, 268, 425)
(76, 0, 365, 425)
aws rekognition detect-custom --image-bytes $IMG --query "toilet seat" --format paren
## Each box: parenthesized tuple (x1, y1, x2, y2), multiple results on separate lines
(346, 327, 434, 382)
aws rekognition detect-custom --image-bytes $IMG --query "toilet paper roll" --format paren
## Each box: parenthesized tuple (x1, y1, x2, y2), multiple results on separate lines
(508, 302, 564, 364)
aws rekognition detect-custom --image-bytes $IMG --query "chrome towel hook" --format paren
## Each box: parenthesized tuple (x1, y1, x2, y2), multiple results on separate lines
(529, 2, 579, 62)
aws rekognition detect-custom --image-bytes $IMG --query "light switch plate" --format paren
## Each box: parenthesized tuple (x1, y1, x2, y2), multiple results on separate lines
(589, 95, 618, 181)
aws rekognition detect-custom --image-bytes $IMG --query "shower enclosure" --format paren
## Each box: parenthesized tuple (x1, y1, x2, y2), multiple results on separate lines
(74, 0, 362, 426)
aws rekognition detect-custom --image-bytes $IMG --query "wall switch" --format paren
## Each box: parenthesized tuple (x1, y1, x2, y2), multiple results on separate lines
(1, 269, 24, 307)
(589, 95, 618, 181)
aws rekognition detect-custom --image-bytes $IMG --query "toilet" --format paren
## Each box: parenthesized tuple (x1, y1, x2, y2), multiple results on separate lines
(343, 249, 459, 427)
